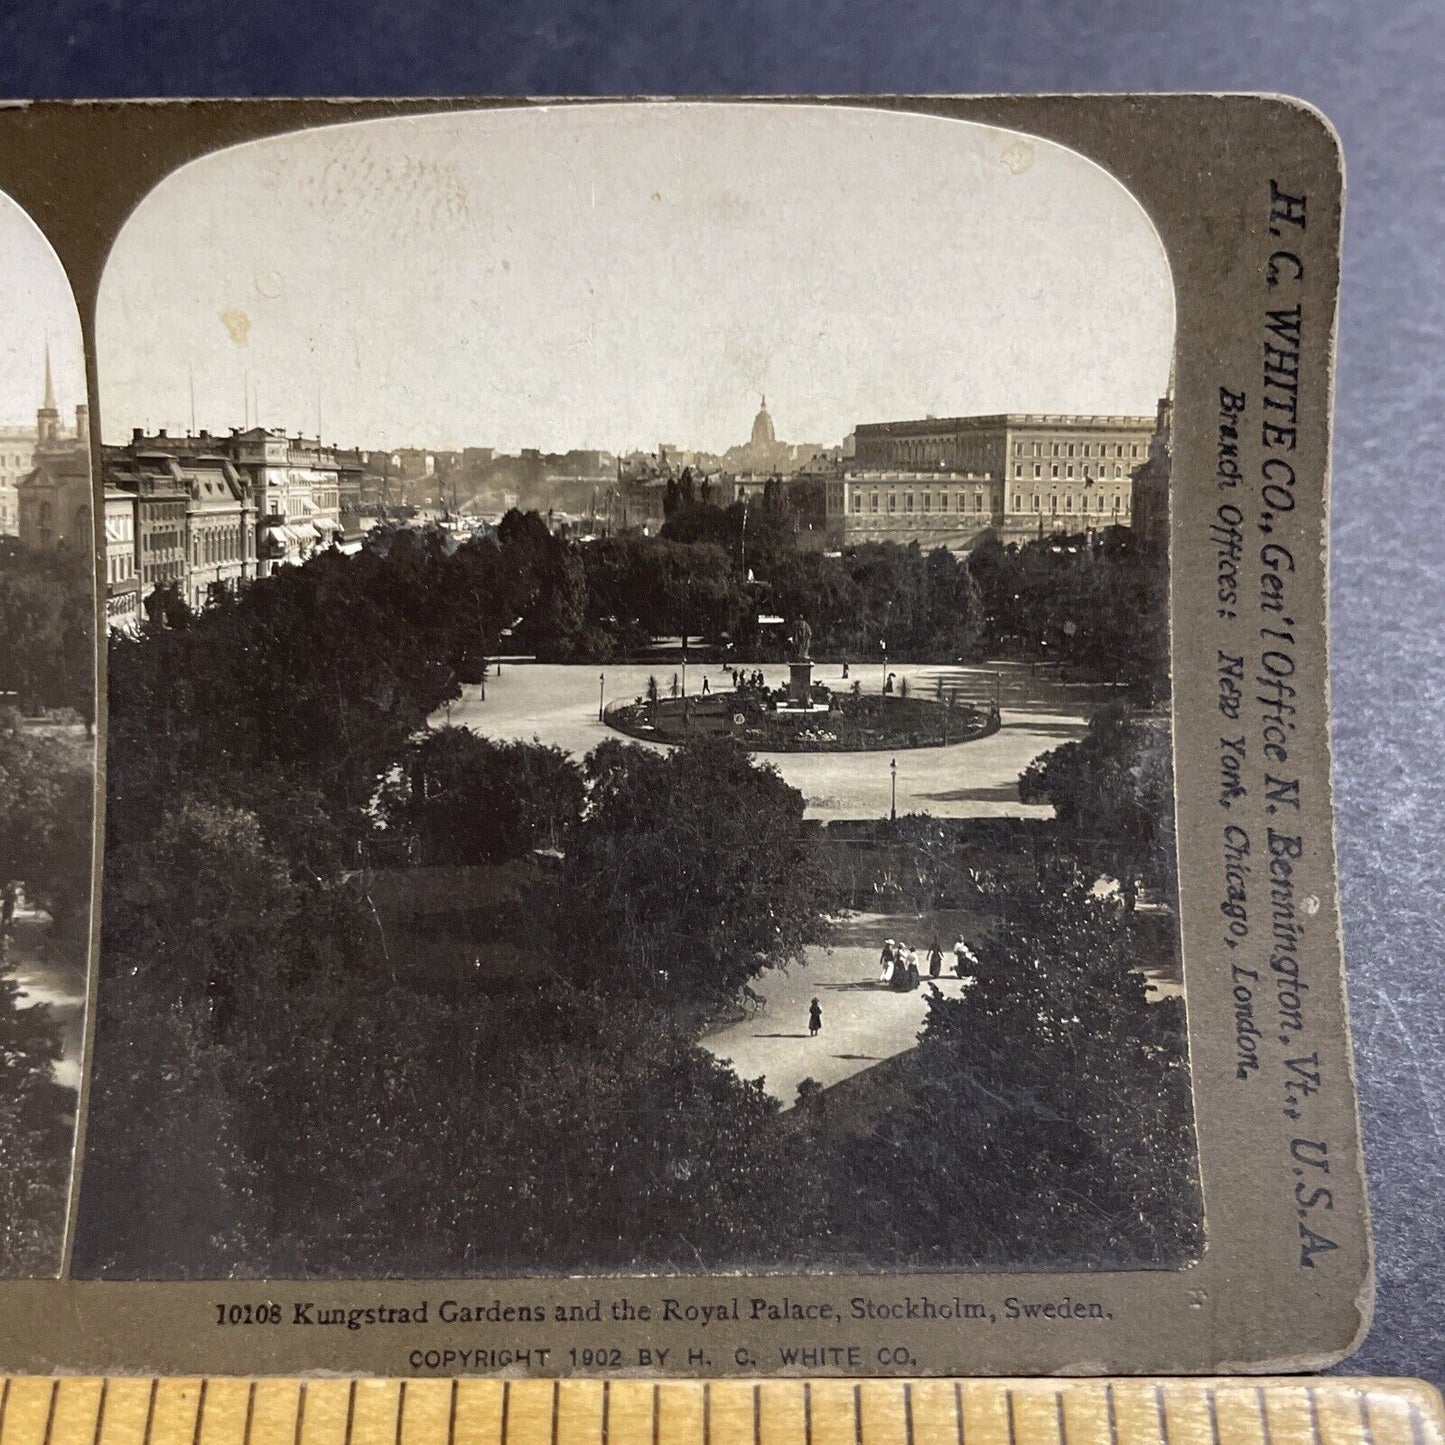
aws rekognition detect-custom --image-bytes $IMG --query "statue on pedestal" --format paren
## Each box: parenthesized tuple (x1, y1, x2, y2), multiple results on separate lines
(793, 618, 813, 662)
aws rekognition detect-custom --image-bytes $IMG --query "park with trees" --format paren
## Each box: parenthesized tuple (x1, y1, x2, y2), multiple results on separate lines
(0, 539, 95, 1276)
(70, 504, 1197, 1277)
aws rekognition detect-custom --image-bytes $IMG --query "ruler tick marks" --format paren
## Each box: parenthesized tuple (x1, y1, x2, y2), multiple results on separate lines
(700, 1382, 708, 1445)
(1153, 1384, 1168, 1445)
(551, 1382, 560, 1445)
(853, 1385, 863, 1445)
(501, 1381, 512, 1445)
(601, 1381, 611, 1445)
(905, 1385, 916, 1445)
(1407, 1401, 1428, 1445)
(954, 1383, 965, 1445)
(804, 1383, 813, 1445)
(92, 1378, 110, 1445)
(397, 1380, 408, 1445)
(1206, 1388, 1222, 1445)
(446, 1382, 457, 1445)
(1104, 1384, 1118, 1445)
(190, 1379, 208, 1445)
(345, 1382, 358, 1445)
(1256, 1388, 1272, 1445)
(1007, 1390, 1018, 1445)
(752, 1385, 761, 1445)
(652, 1386, 659, 1445)
(1305, 1387, 1321, 1445)
(241, 1383, 255, 1445)
(40, 1379, 58, 1445)
(1054, 1393, 1065, 1445)
(293, 1382, 308, 1445)
(141, 1379, 158, 1445)
(1359, 1387, 1375, 1445)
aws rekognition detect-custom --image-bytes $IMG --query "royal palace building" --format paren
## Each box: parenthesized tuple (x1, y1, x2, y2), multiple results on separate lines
(840, 411, 1158, 547)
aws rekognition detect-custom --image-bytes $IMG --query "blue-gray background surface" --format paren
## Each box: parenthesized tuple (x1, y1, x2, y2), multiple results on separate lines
(1, 0, 1439, 1385)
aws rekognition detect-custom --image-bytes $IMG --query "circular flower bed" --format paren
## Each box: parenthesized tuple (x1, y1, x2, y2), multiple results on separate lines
(604, 688, 999, 753)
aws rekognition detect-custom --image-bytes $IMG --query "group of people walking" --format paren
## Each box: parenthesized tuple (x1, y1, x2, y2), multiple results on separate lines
(796, 928, 982, 1042)
(731, 668, 768, 692)
(878, 934, 979, 991)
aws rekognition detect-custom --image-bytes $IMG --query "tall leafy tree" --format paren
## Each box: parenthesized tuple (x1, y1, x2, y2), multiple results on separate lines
(1019, 704, 1176, 906)
(380, 728, 585, 865)
(0, 722, 94, 937)
(836, 877, 1199, 1268)
(554, 737, 830, 1002)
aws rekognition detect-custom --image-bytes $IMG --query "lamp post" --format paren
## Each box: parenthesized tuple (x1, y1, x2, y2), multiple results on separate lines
(881, 638, 888, 693)
(890, 756, 898, 823)
(598, 673, 605, 723)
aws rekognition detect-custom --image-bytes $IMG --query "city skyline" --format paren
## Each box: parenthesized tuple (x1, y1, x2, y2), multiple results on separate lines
(0, 192, 85, 428)
(97, 103, 1174, 455)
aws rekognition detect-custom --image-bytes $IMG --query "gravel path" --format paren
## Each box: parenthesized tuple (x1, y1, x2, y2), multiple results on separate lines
(437, 659, 1089, 821)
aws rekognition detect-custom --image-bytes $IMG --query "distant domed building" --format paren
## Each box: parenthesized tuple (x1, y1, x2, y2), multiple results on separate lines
(749, 396, 777, 450)
(724, 396, 822, 477)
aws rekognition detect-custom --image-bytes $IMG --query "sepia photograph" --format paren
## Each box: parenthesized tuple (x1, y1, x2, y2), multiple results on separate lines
(67, 102, 1202, 1282)
(0, 188, 94, 1278)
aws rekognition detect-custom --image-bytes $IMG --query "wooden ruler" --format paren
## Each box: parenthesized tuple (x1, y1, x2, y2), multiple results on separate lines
(0, 1379, 1438, 1445)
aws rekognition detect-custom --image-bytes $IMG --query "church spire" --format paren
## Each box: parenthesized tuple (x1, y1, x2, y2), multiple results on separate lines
(37, 342, 61, 447)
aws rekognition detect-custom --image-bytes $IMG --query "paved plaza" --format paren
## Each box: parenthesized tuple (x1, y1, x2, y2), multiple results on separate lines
(701, 911, 971, 1106)
(436, 659, 1094, 822)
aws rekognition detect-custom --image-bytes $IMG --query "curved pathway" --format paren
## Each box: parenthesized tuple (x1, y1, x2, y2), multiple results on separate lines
(436, 659, 1094, 821)
(701, 912, 970, 1107)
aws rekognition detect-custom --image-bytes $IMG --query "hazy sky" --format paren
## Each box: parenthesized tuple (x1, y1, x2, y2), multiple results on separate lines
(98, 103, 1174, 454)
(0, 192, 85, 429)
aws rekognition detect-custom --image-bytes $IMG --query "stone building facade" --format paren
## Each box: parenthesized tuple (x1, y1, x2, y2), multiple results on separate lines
(118, 427, 345, 574)
(1130, 395, 1173, 555)
(17, 451, 92, 553)
(853, 412, 1154, 543)
(181, 456, 256, 608)
(102, 450, 190, 602)
(824, 471, 999, 549)
(0, 425, 37, 536)
(15, 353, 93, 553)
(103, 488, 140, 632)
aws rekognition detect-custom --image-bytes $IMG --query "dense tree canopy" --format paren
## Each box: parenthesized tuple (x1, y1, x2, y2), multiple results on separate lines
(78, 780, 822, 1277)
(0, 542, 94, 723)
(0, 964, 71, 1276)
(0, 721, 94, 936)
(1019, 704, 1176, 905)
(78, 505, 1192, 1279)
(380, 728, 585, 865)
(968, 528, 1168, 699)
(104, 532, 525, 845)
(832, 877, 1198, 1267)
(581, 535, 743, 646)
(552, 737, 831, 1003)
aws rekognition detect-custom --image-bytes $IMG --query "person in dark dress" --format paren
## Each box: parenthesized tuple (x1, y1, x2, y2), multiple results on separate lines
(928, 940, 943, 978)
(808, 998, 822, 1037)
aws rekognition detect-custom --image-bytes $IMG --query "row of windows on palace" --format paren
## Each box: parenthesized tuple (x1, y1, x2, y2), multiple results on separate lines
(1013, 458, 1133, 480)
(1014, 439, 1144, 460)
(871, 436, 1149, 471)
(843, 486, 1131, 516)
